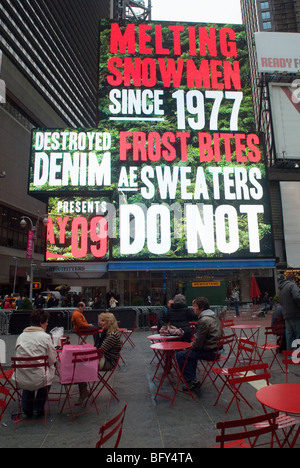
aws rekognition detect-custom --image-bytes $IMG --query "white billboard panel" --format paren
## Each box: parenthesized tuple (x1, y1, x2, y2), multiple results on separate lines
(255, 32, 300, 73)
(280, 182, 300, 268)
(269, 83, 300, 160)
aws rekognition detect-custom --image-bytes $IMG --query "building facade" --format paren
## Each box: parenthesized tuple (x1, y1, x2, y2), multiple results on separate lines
(240, 0, 300, 279)
(0, 0, 111, 296)
(1, 1, 286, 307)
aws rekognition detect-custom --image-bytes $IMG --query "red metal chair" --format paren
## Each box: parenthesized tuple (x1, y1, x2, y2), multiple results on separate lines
(95, 403, 127, 448)
(76, 328, 99, 345)
(0, 386, 10, 423)
(11, 355, 50, 424)
(198, 334, 236, 390)
(90, 354, 120, 404)
(257, 325, 285, 371)
(0, 361, 17, 404)
(59, 348, 100, 421)
(213, 411, 279, 448)
(221, 319, 234, 332)
(118, 320, 137, 364)
(252, 410, 300, 449)
(212, 338, 258, 407)
(119, 319, 137, 349)
(148, 313, 158, 329)
(226, 363, 271, 418)
(282, 350, 300, 383)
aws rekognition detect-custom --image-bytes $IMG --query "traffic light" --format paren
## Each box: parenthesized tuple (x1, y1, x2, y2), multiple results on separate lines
(33, 282, 41, 290)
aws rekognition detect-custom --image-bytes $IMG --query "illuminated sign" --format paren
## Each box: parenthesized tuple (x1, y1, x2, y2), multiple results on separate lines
(29, 20, 274, 262)
(192, 282, 221, 287)
(46, 197, 110, 261)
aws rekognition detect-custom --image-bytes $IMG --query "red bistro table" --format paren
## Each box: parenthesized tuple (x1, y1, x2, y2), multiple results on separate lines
(150, 341, 194, 407)
(147, 334, 181, 364)
(256, 384, 300, 448)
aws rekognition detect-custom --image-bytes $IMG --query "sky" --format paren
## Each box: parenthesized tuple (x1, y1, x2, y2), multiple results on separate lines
(151, 0, 242, 24)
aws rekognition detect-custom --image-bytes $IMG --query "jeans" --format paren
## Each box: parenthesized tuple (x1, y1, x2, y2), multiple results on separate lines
(285, 318, 300, 350)
(22, 386, 50, 415)
(176, 349, 217, 382)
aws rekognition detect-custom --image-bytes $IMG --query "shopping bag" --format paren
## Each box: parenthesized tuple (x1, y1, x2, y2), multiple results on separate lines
(59, 344, 99, 384)
(159, 324, 184, 337)
(50, 327, 64, 347)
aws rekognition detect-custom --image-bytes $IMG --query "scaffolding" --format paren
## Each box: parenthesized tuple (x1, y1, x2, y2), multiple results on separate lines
(114, 0, 152, 20)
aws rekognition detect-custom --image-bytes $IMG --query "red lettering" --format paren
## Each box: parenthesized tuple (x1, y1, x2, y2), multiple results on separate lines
(120, 131, 133, 161)
(213, 133, 221, 162)
(177, 133, 190, 162)
(220, 28, 237, 57)
(224, 61, 241, 90)
(57, 217, 69, 244)
(90, 217, 108, 258)
(261, 58, 268, 67)
(71, 217, 88, 259)
(155, 25, 170, 55)
(133, 132, 147, 161)
(139, 24, 152, 54)
(142, 59, 157, 87)
(235, 134, 248, 162)
(198, 27, 217, 57)
(162, 133, 176, 161)
(199, 133, 214, 162)
(221, 133, 234, 162)
(123, 57, 142, 87)
(169, 25, 185, 55)
(107, 57, 124, 86)
(158, 58, 184, 87)
(119, 131, 189, 162)
(186, 59, 211, 89)
(198, 133, 261, 163)
(188, 27, 197, 56)
(148, 132, 161, 161)
(110, 23, 136, 54)
(210, 61, 224, 89)
(247, 134, 261, 162)
(47, 217, 55, 245)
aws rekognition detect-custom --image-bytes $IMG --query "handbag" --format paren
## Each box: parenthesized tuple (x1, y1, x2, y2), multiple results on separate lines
(159, 324, 184, 337)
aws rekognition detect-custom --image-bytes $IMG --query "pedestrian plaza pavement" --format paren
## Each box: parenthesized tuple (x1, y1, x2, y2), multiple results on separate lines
(0, 312, 299, 449)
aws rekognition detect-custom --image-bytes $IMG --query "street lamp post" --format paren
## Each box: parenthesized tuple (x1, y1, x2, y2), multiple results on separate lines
(20, 212, 49, 302)
(12, 256, 18, 296)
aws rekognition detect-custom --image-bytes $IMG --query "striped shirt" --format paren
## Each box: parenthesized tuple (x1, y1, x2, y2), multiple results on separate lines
(100, 331, 121, 366)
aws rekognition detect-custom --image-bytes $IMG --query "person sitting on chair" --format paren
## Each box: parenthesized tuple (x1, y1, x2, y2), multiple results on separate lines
(72, 302, 99, 342)
(96, 313, 121, 371)
(14, 309, 57, 418)
(176, 296, 223, 391)
(159, 294, 198, 342)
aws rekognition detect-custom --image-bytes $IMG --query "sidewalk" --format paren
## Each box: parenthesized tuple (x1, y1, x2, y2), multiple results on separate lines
(0, 314, 297, 448)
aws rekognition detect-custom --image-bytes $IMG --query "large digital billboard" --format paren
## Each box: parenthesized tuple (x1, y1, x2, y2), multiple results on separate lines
(29, 20, 274, 262)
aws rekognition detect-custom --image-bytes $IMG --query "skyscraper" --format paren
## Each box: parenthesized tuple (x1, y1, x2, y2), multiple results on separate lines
(1, 0, 111, 127)
(240, 0, 300, 271)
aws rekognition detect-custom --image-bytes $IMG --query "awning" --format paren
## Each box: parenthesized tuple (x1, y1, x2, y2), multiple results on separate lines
(108, 259, 276, 271)
(43, 263, 108, 279)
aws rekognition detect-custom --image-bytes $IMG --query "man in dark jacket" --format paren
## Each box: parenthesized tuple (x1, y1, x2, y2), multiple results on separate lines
(176, 296, 223, 390)
(278, 273, 300, 350)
